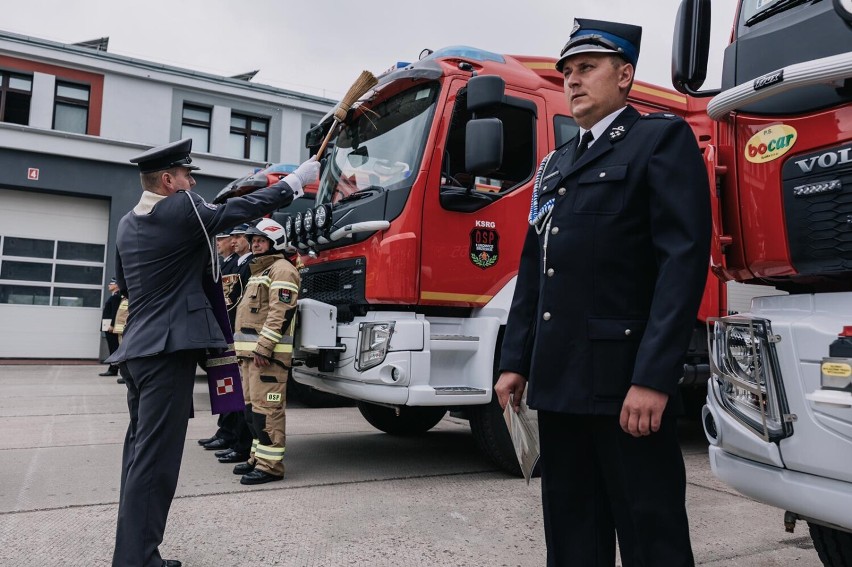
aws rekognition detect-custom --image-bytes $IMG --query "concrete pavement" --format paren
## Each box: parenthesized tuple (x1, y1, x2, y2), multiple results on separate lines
(0, 365, 823, 566)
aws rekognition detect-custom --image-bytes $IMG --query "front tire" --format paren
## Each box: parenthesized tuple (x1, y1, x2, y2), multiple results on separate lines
(357, 402, 446, 436)
(469, 396, 523, 476)
(809, 522, 852, 566)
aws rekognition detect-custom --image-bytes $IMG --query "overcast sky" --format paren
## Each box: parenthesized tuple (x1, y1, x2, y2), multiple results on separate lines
(2, 0, 738, 100)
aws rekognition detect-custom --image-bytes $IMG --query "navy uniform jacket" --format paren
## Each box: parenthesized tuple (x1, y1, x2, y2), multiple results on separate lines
(102, 292, 121, 326)
(499, 105, 711, 415)
(107, 184, 296, 363)
(226, 254, 253, 330)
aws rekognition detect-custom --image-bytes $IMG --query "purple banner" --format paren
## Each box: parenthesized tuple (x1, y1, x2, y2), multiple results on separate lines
(201, 271, 245, 414)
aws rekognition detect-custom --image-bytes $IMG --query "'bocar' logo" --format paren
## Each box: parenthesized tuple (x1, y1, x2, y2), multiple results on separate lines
(745, 125, 797, 164)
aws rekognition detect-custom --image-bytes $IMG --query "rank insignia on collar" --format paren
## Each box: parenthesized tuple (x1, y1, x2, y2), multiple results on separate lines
(609, 125, 626, 140)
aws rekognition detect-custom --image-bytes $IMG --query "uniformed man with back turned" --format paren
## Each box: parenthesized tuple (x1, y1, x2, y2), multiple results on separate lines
(495, 19, 711, 567)
(106, 137, 318, 567)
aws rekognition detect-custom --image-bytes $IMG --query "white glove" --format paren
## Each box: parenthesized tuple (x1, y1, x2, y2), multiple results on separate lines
(283, 157, 320, 197)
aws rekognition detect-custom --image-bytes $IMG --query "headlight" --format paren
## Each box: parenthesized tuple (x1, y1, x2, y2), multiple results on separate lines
(294, 212, 303, 234)
(356, 321, 394, 371)
(304, 208, 314, 233)
(315, 204, 330, 229)
(709, 316, 791, 441)
(283, 215, 293, 239)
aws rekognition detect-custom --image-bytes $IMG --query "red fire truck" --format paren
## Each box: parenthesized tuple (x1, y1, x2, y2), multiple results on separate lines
(276, 46, 721, 475)
(673, 0, 852, 563)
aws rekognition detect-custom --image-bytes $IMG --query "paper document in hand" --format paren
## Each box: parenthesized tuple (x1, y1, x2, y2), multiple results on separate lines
(503, 393, 540, 484)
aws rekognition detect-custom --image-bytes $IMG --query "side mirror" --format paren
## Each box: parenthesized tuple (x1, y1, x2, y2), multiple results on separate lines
(467, 75, 505, 112)
(672, 0, 713, 96)
(465, 119, 503, 175)
(305, 121, 329, 148)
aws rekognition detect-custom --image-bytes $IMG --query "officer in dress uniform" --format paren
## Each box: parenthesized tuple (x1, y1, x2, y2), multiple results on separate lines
(99, 277, 122, 376)
(199, 226, 254, 458)
(217, 231, 237, 274)
(208, 223, 256, 463)
(232, 218, 300, 485)
(106, 138, 318, 567)
(495, 19, 711, 567)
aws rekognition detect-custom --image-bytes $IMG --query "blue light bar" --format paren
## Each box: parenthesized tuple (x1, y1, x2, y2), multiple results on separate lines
(422, 46, 505, 64)
(263, 163, 298, 175)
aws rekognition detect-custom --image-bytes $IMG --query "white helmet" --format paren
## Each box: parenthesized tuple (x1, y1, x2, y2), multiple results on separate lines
(245, 218, 288, 251)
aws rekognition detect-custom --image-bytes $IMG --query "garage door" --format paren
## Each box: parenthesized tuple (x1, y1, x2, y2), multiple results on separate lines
(0, 188, 109, 359)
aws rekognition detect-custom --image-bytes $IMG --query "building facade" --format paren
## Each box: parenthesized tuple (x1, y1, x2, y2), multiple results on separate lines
(0, 30, 333, 359)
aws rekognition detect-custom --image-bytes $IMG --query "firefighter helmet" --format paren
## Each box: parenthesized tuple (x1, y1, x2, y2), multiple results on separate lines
(245, 218, 288, 251)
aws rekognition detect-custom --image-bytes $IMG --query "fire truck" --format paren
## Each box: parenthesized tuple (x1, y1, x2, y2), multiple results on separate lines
(672, 0, 852, 563)
(274, 46, 721, 475)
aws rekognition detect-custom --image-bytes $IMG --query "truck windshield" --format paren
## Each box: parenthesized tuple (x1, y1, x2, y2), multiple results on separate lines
(316, 82, 440, 206)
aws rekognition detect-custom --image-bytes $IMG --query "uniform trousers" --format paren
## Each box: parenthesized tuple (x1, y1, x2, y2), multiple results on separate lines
(239, 358, 287, 476)
(537, 412, 694, 567)
(214, 410, 252, 452)
(105, 332, 120, 372)
(113, 349, 200, 567)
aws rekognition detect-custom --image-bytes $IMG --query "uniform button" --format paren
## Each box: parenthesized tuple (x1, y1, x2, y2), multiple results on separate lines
(543, 312, 551, 321)
(550, 226, 559, 235)
(558, 187, 566, 196)
(547, 268, 554, 277)
(624, 329, 632, 336)
(599, 172, 606, 178)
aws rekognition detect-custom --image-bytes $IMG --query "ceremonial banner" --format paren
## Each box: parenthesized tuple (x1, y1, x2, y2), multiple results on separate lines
(201, 272, 245, 414)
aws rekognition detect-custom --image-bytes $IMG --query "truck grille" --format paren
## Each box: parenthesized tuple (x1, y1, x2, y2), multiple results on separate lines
(299, 257, 366, 306)
(782, 144, 852, 275)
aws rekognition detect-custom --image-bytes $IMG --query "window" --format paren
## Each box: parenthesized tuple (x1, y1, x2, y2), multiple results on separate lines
(181, 104, 211, 153)
(53, 81, 90, 134)
(0, 71, 32, 125)
(441, 88, 536, 194)
(554, 115, 580, 148)
(0, 235, 105, 308)
(229, 113, 269, 161)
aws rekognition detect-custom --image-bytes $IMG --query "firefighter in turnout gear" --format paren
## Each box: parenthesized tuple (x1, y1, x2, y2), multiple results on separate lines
(233, 218, 300, 485)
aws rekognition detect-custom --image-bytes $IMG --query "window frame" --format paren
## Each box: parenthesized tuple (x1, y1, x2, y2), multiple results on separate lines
(0, 234, 106, 308)
(0, 70, 33, 125)
(229, 111, 269, 161)
(181, 103, 212, 153)
(52, 80, 91, 134)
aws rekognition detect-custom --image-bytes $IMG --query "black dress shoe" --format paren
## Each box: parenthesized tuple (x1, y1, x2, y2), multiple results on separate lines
(116, 377, 126, 384)
(203, 438, 229, 450)
(197, 435, 219, 446)
(162, 560, 182, 567)
(240, 469, 283, 485)
(99, 370, 118, 376)
(233, 462, 255, 475)
(219, 451, 249, 463)
(214, 448, 234, 458)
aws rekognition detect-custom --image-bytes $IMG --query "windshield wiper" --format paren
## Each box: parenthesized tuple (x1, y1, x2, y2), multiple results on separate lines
(335, 185, 385, 205)
(746, 0, 817, 26)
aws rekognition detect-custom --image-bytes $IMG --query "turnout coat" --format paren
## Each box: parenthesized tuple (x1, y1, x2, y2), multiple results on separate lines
(499, 105, 711, 415)
(107, 183, 297, 364)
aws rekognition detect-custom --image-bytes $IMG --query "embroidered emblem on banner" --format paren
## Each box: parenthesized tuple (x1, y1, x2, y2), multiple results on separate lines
(216, 377, 234, 395)
(267, 392, 282, 403)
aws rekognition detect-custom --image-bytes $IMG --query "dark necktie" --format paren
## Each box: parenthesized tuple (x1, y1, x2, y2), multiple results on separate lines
(573, 130, 594, 164)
